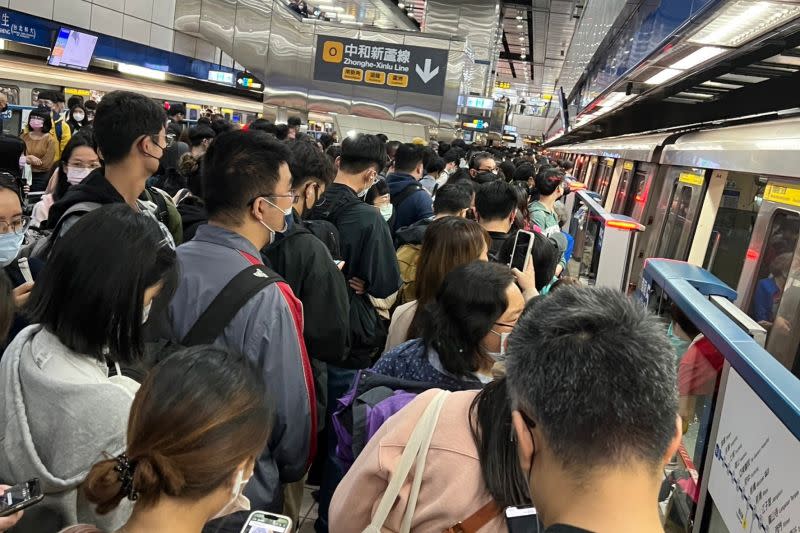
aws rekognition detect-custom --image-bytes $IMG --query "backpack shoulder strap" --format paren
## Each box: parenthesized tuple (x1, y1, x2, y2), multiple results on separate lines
(391, 183, 423, 210)
(181, 264, 284, 346)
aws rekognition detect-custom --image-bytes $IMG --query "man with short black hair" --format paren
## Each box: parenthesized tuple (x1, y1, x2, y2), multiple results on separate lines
(394, 183, 473, 305)
(507, 287, 681, 533)
(308, 134, 401, 532)
(475, 180, 517, 260)
(385, 143, 434, 232)
(287, 116, 302, 140)
(167, 103, 185, 125)
(166, 131, 316, 524)
(33, 90, 71, 159)
(469, 151, 497, 183)
(47, 91, 178, 244)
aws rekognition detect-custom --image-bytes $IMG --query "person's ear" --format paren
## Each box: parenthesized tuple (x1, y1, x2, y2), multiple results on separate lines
(662, 415, 683, 466)
(512, 411, 534, 475)
(459, 208, 468, 218)
(334, 156, 341, 170)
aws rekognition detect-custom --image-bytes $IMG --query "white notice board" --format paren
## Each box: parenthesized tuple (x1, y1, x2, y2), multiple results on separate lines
(707, 368, 799, 533)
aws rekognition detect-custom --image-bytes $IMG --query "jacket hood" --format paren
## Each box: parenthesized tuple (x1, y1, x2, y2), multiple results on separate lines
(0, 326, 132, 493)
(386, 172, 419, 196)
(530, 200, 551, 214)
(394, 218, 431, 246)
(47, 169, 125, 229)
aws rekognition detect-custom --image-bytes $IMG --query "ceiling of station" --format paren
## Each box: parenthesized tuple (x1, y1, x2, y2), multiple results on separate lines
(303, 0, 420, 29)
(497, 0, 581, 98)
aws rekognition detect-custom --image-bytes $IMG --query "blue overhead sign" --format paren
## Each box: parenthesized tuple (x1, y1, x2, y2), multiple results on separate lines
(0, 8, 55, 47)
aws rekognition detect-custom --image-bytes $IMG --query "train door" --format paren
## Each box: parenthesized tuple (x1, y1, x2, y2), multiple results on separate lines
(595, 157, 615, 204)
(624, 163, 664, 290)
(695, 172, 766, 288)
(584, 156, 599, 189)
(737, 181, 800, 377)
(574, 154, 588, 182)
(610, 161, 635, 213)
(647, 166, 708, 262)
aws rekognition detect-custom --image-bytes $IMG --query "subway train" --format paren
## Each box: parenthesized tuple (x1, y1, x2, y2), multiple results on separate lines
(0, 55, 263, 134)
(548, 111, 800, 377)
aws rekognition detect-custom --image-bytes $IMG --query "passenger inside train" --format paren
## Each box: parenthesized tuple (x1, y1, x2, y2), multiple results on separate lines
(0, 0, 799, 532)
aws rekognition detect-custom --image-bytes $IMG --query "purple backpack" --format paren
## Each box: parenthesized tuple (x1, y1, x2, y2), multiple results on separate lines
(332, 370, 479, 471)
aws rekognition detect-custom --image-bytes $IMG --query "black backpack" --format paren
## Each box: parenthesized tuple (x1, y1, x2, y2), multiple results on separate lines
(304, 218, 342, 260)
(122, 264, 284, 382)
(390, 182, 424, 211)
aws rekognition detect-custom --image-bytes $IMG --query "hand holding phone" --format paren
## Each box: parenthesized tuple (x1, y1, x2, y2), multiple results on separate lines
(509, 230, 535, 272)
(240, 511, 293, 533)
(0, 478, 43, 518)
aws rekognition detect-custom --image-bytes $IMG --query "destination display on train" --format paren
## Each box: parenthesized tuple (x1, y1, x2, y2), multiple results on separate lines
(314, 35, 448, 96)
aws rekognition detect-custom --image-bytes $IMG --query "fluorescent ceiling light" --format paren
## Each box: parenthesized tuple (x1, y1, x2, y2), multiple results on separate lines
(117, 63, 166, 80)
(688, 0, 800, 47)
(676, 91, 715, 100)
(670, 46, 726, 69)
(700, 80, 743, 89)
(644, 68, 682, 85)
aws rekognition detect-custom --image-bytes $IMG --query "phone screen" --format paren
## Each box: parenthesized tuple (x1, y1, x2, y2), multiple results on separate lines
(0, 479, 41, 514)
(242, 512, 292, 533)
(510, 231, 533, 271)
(506, 506, 538, 533)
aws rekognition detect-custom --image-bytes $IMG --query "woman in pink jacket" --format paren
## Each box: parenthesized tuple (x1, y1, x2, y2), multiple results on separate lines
(330, 379, 532, 532)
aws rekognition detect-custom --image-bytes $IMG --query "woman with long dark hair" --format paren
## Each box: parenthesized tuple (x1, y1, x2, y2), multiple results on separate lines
(0, 204, 177, 532)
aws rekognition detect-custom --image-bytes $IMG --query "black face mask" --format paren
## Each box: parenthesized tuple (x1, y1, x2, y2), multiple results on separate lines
(474, 171, 497, 184)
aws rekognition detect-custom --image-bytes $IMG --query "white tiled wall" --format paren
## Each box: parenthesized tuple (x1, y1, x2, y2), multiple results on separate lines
(90, 4, 123, 38)
(53, 0, 92, 27)
(8, 0, 227, 61)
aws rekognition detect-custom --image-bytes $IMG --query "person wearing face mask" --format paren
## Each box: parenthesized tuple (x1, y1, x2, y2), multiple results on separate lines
(161, 131, 315, 531)
(385, 143, 434, 234)
(475, 179, 519, 261)
(66, 103, 89, 133)
(0, 176, 44, 349)
(329, 262, 527, 532)
(46, 91, 179, 250)
(21, 109, 57, 192)
(31, 131, 100, 228)
(469, 151, 498, 184)
(33, 91, 72, 160)
(0, 205, 177, 533)
(260, 138, 349, 525)
(375, 261, 524, 388)
(365, 178, 395, 226)
(307, 133, 401, 532)
(507, 287, 682, 533)
(530, 167, 568, 274)
(60, 345, 271, 533)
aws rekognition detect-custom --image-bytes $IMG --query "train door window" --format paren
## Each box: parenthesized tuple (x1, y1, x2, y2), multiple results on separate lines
(701, 173, 765, 288)
(647, 289, 726, 533)
(0, 86, 20, 136)
(655, 167, 707, 260)
(623, 167, 651, 218)
(596, 158, 615, 201)
(746, 209, 800, 377)
(611, 162, 634, 213)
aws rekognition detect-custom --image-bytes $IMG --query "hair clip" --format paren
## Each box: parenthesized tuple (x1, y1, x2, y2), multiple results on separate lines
(114, 454, 139, 501)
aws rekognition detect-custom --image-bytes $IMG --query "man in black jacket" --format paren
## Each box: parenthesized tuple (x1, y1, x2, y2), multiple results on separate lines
(394, 182, 473, 248)
(475, 179, 518, 261)
(261, 139, 349, 526)
(308, 133, 400, 532)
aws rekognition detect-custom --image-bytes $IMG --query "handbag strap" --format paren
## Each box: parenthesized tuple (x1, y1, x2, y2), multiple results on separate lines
(442, 500, 503, 533)
(364, 390, 450, 533)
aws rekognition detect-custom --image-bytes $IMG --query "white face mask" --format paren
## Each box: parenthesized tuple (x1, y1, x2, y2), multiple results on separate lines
(66, 166, 92, 185)
(142, 302, 152, 324)
(213, 468, 252, 520)
(486, 330, 510, 363)
(257, 197, 290, 244)
(72, 112, 85, 122)
(379, 203, 393, 221)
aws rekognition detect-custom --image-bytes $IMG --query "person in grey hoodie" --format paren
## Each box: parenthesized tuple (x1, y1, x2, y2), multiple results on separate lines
(0, 205, 177, 533)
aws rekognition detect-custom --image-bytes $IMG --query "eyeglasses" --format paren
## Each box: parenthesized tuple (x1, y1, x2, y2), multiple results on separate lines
(0, 215, 30, 235)
(519, 409, 537, 430)
(247, 191, 299, 206)
(67, 162, 102, 170)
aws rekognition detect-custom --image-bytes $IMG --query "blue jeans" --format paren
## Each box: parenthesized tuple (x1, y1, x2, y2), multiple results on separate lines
(315, 365, 357, 533)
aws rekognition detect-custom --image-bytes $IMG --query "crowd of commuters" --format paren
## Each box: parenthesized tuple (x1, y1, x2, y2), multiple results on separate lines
(0, 87, 686, 533)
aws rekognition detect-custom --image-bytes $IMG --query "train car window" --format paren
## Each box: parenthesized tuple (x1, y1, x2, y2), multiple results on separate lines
(647, 289, 725, 533)
(623, 168, 650, 217)
(0, 86, 20, 105)
(611, 164, 633, 213)
(747, 209, 800, 377)
(655, 168, 707, 261)
(702, 173, 765, 288)
(596, 158, 615, 201)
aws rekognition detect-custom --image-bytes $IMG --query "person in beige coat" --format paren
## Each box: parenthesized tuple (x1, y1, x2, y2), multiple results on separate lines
(330, 379, 531, 532)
